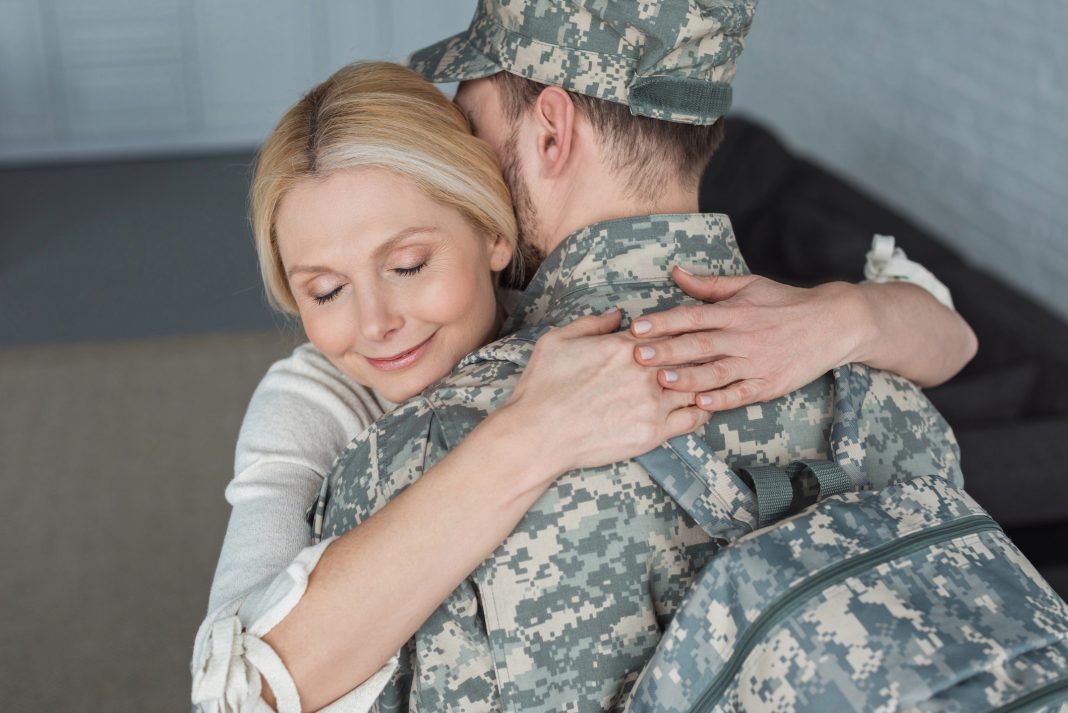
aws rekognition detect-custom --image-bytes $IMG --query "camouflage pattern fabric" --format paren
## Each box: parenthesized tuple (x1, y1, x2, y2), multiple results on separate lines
(316, 213, 963, 712)
(627, 475, 1068, 712)
(408, 0, 757, 125)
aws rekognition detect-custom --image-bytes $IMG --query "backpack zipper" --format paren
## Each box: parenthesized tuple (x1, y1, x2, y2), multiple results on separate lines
(689, 513, 1001, 712)
(990, 674, 1068, 712)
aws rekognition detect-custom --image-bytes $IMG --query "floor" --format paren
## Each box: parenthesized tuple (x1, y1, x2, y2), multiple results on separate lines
(1, 153, 297, 710)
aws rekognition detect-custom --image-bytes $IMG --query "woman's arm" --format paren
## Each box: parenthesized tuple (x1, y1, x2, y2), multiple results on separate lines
(262, 310, 706, 712)
(192, 344, 396, 713)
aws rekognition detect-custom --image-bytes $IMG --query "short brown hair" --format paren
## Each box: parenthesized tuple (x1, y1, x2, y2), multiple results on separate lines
(251, 62, 518, 314)
(491, 72, 725, 200)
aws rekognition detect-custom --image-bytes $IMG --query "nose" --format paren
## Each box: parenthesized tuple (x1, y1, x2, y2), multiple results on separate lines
(353, 284, 403, 342)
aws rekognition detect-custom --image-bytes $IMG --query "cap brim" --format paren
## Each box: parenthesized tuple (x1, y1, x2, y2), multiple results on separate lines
(407, 30, 503, 84)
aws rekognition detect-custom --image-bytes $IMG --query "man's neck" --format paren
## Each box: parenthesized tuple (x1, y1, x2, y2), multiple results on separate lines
(540, 181, 700, 256)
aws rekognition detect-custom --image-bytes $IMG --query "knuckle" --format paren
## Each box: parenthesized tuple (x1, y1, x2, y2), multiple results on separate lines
(710, 360, 732, 384)
(734, 380, 762, 402)
(685, 305, 706, 329)
(693, 331, 717, 356)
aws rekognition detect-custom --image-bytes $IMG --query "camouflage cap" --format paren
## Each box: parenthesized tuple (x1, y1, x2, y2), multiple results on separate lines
(408, 0, 757, 126)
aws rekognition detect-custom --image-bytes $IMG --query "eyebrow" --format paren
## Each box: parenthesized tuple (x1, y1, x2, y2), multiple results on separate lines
(285, 226, 440, 278)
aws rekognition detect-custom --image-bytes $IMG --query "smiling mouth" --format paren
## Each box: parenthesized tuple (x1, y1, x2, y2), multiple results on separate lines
(364, 333, 436, 372)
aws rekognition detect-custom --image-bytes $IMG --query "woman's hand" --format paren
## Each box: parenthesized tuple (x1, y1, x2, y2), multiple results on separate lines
(628, 269, 863, 412)
(503, 308, 710, 477)
(628, 267, 977, 412)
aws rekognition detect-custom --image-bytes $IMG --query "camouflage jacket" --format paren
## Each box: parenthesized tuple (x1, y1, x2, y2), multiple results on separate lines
(314, 214, 962, 713)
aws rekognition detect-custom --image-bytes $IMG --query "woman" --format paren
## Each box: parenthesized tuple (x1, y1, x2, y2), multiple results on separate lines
(192, 61, 966, 712)
(192, 61, 709, 713)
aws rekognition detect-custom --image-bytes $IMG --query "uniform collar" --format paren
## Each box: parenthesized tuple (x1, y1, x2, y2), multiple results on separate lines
(503, 213, 745, 333)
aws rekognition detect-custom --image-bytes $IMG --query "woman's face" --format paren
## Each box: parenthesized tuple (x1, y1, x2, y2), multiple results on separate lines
(275, 167, 512, 403)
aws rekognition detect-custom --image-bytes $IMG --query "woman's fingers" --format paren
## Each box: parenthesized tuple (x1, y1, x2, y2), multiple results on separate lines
(663, 387, 699, 411)
(694, 379, 767, 412)
(671, 268, 759, 302)
(658, 358, 749, 393)
(662, 406, 712, 440)
(634, 331, 735, 367)
(629, 270, 760, 340)
(630, 302, 731, 340)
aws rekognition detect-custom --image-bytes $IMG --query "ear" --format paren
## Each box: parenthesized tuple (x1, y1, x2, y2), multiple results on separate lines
(488, 233, 513, 272)
(530, 86, 576, 178)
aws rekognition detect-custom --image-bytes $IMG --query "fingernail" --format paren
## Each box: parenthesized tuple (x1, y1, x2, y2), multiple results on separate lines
(604, 307, 620, 314)
(698, 394, 714, 408)
(662, 370, 678, 383)
(675, 265, 694, 275)
(638, 346, 656, 360)
(633, 320, 651, 335)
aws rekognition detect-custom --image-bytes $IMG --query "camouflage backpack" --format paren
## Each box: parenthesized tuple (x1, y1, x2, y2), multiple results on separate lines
(626, 363, 1068, 713)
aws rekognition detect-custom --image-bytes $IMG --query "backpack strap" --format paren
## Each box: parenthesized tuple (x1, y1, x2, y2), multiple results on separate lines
(737, 465, 793, 528)
(738, 459, 856, 528)
(787, 459, 854, 499)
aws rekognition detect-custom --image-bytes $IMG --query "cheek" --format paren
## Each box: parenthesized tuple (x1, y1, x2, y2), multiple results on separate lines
(300, 307, 358, 359)
(418, 265, 495, 329)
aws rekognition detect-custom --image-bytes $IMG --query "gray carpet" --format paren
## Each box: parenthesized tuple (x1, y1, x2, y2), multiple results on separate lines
(0, 329, 300, 711)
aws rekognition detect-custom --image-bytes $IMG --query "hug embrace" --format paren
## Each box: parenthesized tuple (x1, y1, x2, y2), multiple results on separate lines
(192, 0, 1068, 711)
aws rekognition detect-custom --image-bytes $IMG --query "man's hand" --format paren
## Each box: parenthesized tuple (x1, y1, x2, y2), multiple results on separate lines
(630, 268, 862, 411)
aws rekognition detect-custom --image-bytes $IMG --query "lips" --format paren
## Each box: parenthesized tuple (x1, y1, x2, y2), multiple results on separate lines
(364, 333, 436, 372)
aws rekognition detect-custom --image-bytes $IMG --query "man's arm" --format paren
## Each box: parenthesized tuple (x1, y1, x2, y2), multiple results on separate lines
(630, 268, 977, 411)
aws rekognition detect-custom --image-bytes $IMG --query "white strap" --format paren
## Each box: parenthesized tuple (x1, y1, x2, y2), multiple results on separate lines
(863, 234, 954, 309)
(192, 615, 302, 713)
(245, 635, 302, 713)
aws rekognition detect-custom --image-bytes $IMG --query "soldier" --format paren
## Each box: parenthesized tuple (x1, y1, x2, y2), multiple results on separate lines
(315, 1, 968, 711)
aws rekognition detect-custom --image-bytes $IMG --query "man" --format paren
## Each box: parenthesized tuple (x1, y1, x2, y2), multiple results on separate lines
(313, 1, 969, 710)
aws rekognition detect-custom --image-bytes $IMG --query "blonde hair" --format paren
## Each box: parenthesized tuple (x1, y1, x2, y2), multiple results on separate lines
(251, 61, 518, 314)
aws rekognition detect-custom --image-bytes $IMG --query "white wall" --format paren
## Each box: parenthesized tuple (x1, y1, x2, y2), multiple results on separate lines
(730, 0, 1068, 318)
(2, 0, 1065, 318)
(0, 0, 473, 163)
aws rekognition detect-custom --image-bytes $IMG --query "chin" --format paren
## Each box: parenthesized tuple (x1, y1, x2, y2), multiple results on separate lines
(372, 367, 448, 404)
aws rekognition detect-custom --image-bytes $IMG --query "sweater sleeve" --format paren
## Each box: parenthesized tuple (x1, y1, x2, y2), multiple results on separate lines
(862, 234, 955, 309)
(191, 344, 398, 713)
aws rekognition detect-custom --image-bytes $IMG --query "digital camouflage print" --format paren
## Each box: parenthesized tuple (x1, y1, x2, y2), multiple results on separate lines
(408, 0, 757, 125)
(314, 213, 963, 713)
(627, 473, 1068, 713)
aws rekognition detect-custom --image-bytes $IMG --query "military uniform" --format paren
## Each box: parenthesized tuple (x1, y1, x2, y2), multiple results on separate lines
(314, 214, 962, 712)
(316, 0, 964, 710)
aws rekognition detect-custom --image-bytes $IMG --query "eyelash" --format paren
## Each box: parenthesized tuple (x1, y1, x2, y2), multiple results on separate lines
(394, 262, 426, 277)
(312, 263, 426, 305)
(314, 287, 342, 305)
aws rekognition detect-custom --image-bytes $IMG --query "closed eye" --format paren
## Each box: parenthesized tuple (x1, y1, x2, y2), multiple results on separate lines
(394, 263, 426, 277)
(314, 286, 342, 305)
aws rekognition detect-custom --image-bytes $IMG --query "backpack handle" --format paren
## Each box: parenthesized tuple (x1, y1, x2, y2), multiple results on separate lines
(740, 459, 856, 528)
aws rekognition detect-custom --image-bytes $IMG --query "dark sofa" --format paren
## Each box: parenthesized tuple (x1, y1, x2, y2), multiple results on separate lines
(700, 117, 1068, 597)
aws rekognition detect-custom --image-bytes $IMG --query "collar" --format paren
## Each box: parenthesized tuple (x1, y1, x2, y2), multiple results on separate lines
(503, 213, 746, 333)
